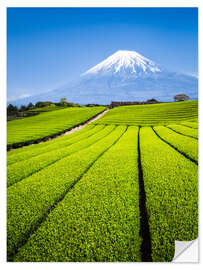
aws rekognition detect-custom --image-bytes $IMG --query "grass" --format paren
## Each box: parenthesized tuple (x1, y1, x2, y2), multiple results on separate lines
(7, 106, 106, 148)
(95, 101, 198, 126)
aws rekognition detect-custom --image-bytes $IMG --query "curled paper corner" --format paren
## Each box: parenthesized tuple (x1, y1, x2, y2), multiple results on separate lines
(173, 238, 198, 262)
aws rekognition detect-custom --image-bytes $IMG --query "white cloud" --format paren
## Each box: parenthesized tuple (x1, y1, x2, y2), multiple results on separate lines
(7, 93, 31, 102)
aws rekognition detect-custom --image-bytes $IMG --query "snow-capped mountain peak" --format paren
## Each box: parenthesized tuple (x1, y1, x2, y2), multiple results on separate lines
(11, 49, 197, 106)
(83, 50, 161, 77)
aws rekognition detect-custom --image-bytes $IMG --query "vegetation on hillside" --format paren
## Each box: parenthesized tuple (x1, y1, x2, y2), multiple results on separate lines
(7, 99, 83, 121)
(7, 106, 106, 149)
(95, 101, 198, 126)
(7, 100, 198, 262)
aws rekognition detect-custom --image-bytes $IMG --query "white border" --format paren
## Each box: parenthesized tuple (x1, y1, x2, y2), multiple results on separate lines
(0, 0, 7, 264)
(0, 0, 201, 269)
(0, 0, 200, 7)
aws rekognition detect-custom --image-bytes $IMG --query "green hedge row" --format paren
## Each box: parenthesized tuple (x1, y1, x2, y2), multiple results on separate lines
(7, 125, 109, 187)
(181, 121, 198, 129)
(166, 124, 198, 139)
(14, 126, 142, 262)
(140, 127, 198, 261)
(7, 107, 106, 146)
(7, 125, 126, 259)
(7, 124, 96, 166)
(154, 126, 198, 163)
(95, 101, 197, 126)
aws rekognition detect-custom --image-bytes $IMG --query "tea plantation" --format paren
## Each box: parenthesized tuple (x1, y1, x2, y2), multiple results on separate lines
(7, 101, 198, 262)
(7, 106, 106, 149)
(95, 101, 198, 126)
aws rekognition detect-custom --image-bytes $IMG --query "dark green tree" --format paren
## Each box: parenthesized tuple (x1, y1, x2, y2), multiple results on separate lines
(7, 104, 18, 114)
(19, 105, 27, 112)
(174, 94, 190, 102)
(35, 101, 45, 108)
(60, 97, 68, 106)
(27, 102, 34, 109)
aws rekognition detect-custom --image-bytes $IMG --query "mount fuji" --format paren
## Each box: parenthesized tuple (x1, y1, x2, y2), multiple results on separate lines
(11, 50, 198, 106)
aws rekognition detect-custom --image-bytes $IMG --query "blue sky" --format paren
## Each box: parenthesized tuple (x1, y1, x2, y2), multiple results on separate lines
(7, 7, 198, 101)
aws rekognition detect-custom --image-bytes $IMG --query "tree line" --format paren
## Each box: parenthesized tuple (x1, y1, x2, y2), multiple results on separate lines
(7, 98, 77, 116)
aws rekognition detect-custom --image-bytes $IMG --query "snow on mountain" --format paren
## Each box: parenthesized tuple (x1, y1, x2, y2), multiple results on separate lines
(83, 50, 161, 77)
(11, 50, 198, 106)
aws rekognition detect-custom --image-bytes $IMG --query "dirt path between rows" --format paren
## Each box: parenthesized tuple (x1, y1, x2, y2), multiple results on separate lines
(58, 108, 109, 137)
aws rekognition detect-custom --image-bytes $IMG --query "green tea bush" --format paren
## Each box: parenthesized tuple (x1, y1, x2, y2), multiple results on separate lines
(181, 121, 198, 129)
(95, 101, 197, 126)
(7, 107, 106, 147)
(7, 125, 125, 259)
(166, 124, 198, 139)
(140, 127, 198, 261)
(7, 124, 95, 165)
(14, 126, 142, 262)
(154, 126, 198, 163)
(7, 125, 109, 187)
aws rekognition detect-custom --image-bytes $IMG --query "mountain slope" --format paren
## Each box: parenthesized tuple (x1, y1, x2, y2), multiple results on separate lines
(83, 50, 162, 76)
(11, 50, 198, 106)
